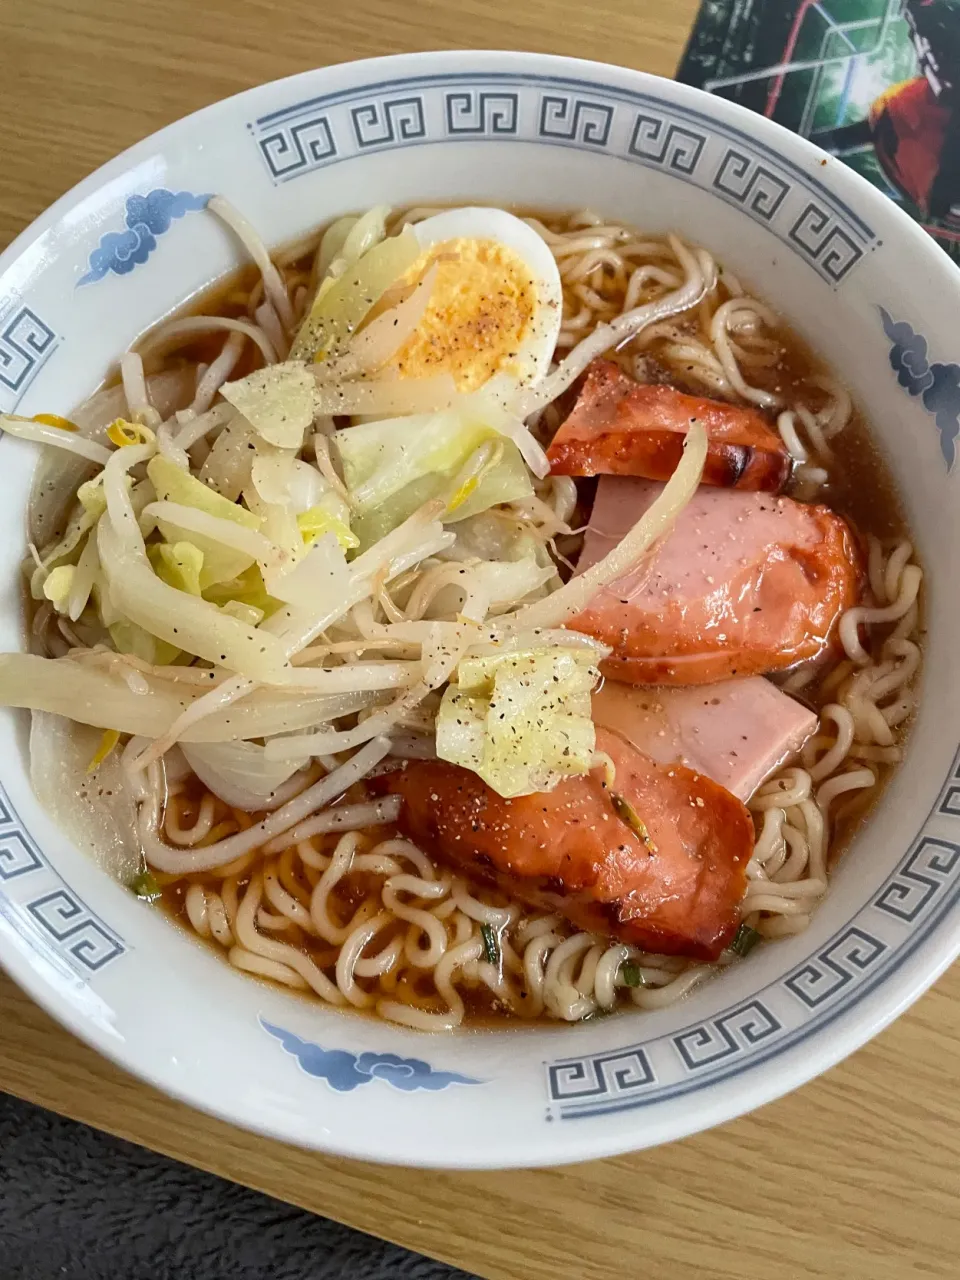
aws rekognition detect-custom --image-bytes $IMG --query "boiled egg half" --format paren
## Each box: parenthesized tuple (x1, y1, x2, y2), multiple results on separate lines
(381, 208, 563, 394)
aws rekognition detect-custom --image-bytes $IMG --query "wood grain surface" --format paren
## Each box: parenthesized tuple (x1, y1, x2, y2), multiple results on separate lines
(1, 3, 958, 1279)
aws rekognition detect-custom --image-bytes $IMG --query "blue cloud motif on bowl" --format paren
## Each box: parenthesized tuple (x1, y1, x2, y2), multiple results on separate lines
(78, 189, 211, 286)
(261, 1019, 482, 1093)
(879, 306, 960, 471)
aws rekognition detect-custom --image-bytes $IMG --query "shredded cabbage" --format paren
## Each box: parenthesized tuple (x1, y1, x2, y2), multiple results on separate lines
(451, 510, 552, 567)
(262, 532, 349, 608)
(147, 454, 260, 588)
(313, 374, 456, 418)
(297, 502, 358, 551)
(242, 486, 303, 566)
(149, 541, 204, 595)
(315, 215, 360, 281)
(219, 600, 264, 627)
(29, 483, 107, 600)
(220, 363, 316, 449)
(77, 477, 108, 518)
(436, 647, 600, 798)
(108, 619, 180, 667)
(336, 407, 533, 547)
(201, 564, 280, 617)
(67, 532, 100, 621)
(97, 519, 287, 680)
(247, 455, 358, 552)
(42, 565, 75, 612)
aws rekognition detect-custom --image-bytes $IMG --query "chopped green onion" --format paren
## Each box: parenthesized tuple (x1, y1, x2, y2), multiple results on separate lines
(611, 793, 657, 855)
(130, 870, 162, 903)
(480, 922, 500, 966)
(730, 923, 762, 957)
(620, 961, 644, 988)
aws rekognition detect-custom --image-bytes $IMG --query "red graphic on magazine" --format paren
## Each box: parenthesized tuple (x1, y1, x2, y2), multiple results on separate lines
(809, 2, 960, 223)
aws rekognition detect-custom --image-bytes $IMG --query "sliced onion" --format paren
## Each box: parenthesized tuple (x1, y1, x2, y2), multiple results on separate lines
(251, 454, 324, 512)
(30, 711, 142, 885)
(317, 263, 438, 379)
(312, 372, 456, 416)
(103, 440, 154, 558)
(196, 414, 265, 500)
(180, 740, 308, 811)
(0, 652, 380, 741)
(262, 532, 349, 608)
(264, 683, 432, 760)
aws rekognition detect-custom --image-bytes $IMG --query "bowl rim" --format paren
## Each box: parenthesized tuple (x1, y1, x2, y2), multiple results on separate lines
(1, 48, 958, 1168)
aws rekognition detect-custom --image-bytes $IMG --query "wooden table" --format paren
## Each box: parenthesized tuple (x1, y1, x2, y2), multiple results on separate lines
(2, 4, 958, 1278)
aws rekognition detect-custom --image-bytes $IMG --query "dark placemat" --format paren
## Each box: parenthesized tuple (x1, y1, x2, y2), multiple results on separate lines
(0, 1092, 477, 1280)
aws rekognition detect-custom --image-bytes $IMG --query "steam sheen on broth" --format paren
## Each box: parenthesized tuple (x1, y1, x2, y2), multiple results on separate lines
(4, 201, 922, 1031)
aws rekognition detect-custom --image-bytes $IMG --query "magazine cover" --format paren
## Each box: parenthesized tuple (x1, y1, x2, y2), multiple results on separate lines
(678, 0, 960, 263)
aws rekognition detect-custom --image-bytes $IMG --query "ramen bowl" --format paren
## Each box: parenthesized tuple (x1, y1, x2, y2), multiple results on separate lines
(0, 50, 958, 1169)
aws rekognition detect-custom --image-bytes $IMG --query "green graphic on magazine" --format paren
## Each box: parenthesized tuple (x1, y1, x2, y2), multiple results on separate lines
(679, 0, 960, 263)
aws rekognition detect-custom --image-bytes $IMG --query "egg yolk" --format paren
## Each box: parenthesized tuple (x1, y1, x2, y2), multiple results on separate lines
(387, 238, 537, 392)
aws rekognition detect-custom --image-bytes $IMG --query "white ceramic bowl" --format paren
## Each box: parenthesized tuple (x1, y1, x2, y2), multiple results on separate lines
(1, 50, 958, 1169)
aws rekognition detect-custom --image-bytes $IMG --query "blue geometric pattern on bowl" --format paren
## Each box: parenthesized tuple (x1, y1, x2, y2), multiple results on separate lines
(879, 306, 960, 471)
(0, 782, 125, 977)
(247, 71, 876, 286)
(261, 1019, 482, 1092)
(0, 303, 58, 412)
(77, 189, 211, 286)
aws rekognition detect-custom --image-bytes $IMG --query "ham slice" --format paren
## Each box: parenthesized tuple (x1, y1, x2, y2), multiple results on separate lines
(375, 727, 752, 960)
(547, 360, 791, 492)
(592, 677, 817, 801)
(569, 476, 862, 685)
